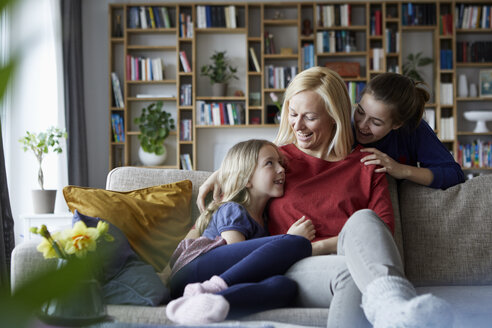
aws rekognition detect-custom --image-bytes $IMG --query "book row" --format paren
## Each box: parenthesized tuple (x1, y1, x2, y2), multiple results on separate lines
(196, 5, 238, 28)
(302, 44, 315, 70)
(180, 119, 192, 141)
(401, 3, 436, 26)
(346, 82, 366, 105)
(458, 140, 492, 169)
(315, 30, 358, 54)
(440, 83, 453, 105)
(196, 101, 245, 126)
(370, 10, 382, 36)
(456, 41, 492, 63)
(265, 65, 298, 89)
(180, 153, 193, 170)
(127, 6, 173, 29)
(455, 4, 492, 29)
(179, 13, 193, 38)
(385, 28, 400, 53)
(440, 49, 453, 70)
(439, 14, 453, 35)
(126, 56, 164, 81)
(439, 117, 455, 140)
(316, 4, 352, 28)
(180, 84, 192, 106)
(111, 114, 125, 143)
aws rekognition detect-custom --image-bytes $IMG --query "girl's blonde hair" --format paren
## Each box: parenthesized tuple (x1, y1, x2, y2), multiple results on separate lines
(274, 66, 353, 159)
(195, 139, 280, 235)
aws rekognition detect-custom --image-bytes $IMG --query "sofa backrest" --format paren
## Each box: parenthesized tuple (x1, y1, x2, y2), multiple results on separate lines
(106, 167, 212, 223)
(398, 175, 492, 286)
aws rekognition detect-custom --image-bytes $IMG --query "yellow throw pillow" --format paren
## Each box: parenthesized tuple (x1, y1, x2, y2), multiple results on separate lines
(63, 180, 193, 272)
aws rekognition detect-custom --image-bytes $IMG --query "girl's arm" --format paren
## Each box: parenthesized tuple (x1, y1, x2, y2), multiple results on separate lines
(361, 121, 465, 189)
(197, 170, 220, 212)
(220, 230, 246, 244)
(287, 216, 316, 241)
(360, 148, 434, 186)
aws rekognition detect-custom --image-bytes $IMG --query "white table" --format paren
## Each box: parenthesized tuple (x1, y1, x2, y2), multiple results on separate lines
(21, 212, 73, 241)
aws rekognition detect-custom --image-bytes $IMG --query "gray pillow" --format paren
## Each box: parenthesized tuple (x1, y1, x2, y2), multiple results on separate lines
(72, 210, 169, 305)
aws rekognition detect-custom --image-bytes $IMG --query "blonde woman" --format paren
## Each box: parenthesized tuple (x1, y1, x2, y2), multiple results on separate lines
(197, 67, 453, 328)
(166, 139, 314, 325)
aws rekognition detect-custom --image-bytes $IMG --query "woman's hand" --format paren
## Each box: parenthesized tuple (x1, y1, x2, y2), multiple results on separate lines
(360, 147, 408, 179)
(287, 216, 316, 241)
(197, 170, 221, 212)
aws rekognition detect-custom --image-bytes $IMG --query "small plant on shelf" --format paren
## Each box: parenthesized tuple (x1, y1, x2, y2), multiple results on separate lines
(403, 52, 433, 82)
(200, 51, 238, 84)
(134, 101, 175, 156)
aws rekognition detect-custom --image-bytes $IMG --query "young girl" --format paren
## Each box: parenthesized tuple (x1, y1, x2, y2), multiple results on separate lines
(355, 72, 465, 189)
(165, 139, 314, 325)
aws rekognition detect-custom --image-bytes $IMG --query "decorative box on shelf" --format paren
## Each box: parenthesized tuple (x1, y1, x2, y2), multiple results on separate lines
(21, 212, 73, 242)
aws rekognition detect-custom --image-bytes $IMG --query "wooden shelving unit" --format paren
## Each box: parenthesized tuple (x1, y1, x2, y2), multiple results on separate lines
(108, 1, 492, 174)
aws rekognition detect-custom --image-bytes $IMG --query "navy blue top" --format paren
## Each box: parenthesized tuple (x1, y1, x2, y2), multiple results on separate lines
(354, 120, 465, 189)
(202, 202, 268, 240)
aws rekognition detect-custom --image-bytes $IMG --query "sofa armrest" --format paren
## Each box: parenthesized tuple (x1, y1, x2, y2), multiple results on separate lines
(11, 241, 57, 292)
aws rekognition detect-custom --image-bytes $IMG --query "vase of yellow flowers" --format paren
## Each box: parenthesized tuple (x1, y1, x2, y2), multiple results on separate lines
(31, 221, 113, 326)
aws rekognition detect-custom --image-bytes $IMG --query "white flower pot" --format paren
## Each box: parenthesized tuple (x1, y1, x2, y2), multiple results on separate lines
(138, 146, 167, 166)
(32, 189, 57, 214)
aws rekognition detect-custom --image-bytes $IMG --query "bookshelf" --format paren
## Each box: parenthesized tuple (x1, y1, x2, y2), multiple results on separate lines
(108, 1, 492, 175)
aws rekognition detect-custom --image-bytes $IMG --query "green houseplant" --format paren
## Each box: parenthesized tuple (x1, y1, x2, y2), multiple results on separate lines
(19, 127, 67, 213)
(134, 101, 175, 166)
(200, 51, 238, 97)
(403, 52, 433, 82)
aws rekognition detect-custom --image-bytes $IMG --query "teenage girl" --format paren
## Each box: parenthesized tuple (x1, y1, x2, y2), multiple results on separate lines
(355, 72, 465, 189)
(165, 139, 314, 325)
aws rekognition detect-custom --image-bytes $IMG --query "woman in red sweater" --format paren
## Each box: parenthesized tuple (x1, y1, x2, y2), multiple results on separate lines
(197, 67, 453, 328)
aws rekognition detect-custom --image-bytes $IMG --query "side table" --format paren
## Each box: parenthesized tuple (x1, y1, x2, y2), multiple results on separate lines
(21, 212, 73, 241)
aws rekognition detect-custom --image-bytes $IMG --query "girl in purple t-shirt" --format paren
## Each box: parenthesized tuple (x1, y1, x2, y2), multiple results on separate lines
(166, 139, 314, 325)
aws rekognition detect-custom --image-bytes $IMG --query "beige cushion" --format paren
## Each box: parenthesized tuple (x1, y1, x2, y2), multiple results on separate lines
(399, 175, 492, 285)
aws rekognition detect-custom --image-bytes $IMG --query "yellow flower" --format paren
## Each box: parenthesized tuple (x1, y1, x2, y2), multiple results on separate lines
(63, 221, 99, 258)
(36, 231, 63, 259)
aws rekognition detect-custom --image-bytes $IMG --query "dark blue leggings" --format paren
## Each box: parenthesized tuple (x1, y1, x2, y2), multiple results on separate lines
(170, 234, 312, 318)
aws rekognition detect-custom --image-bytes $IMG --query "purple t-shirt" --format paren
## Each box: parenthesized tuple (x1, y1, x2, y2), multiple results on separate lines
(202, 202, 267, 240)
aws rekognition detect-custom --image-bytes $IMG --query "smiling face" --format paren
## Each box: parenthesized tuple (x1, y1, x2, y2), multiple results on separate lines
(353, 93, 402, 145)
(287, 90, 335, 158)
(247, 144, 285, 200)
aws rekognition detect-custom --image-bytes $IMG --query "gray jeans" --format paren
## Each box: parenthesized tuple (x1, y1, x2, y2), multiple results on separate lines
(285, 209, 405, 328)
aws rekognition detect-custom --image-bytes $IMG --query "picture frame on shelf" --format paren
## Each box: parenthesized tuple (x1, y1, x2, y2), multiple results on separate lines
(479, 70, 492, 98)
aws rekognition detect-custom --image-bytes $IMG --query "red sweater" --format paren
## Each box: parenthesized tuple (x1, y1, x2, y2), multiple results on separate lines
(268, 144, 394, 241)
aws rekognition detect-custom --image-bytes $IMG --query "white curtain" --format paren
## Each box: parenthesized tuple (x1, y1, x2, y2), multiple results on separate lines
(0, 7, 11, 145)
(7, 0, 67, 244)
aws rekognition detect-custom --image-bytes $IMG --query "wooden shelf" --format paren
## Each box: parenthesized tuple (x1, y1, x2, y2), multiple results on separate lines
(107, 1, 492, 173)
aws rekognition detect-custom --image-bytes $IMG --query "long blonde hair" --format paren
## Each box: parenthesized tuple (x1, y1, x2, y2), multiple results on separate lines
(195, 139, 280, 235)
(274, 66, 353, 159)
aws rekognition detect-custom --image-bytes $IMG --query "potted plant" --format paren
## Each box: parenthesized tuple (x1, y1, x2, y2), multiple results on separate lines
(200, 51, 238, 97)
(134, 101, 175, 166)
(403, 52, 433, 82)
(19, 126, 67, 213)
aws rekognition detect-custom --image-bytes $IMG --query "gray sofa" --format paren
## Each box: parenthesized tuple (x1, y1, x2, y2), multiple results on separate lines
(11, 167, 492, 327)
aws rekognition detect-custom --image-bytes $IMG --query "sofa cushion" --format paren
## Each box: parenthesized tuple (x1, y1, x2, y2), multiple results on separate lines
(105, 167, 212, 222)
(63, 180, 193, 271)
(399, 175, 492, 285)
(73, 210, 169, 306)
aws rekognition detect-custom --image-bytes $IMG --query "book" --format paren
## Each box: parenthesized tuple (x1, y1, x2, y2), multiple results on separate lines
(161, 7, 171, 28)
(180, 153, 193, 170)
(179, 51, 191, 72)
(111, 72, 124, 108)
(249, 48, 260, 72)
